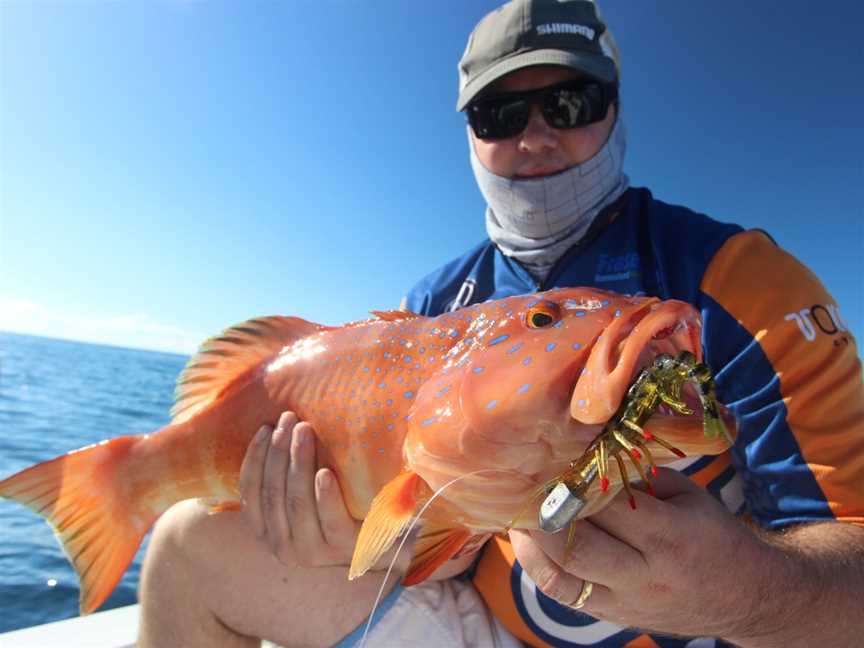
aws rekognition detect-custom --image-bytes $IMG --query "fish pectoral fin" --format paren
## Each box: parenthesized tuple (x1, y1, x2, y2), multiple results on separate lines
(403, 524, 484, 586)
(369, 309, 422, 322)
(349, 471, 430, 581)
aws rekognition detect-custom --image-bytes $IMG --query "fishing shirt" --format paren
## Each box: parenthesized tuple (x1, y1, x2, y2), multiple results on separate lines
(402, 186, 864, 648)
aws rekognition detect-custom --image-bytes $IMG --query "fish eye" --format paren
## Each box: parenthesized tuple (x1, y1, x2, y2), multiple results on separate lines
(526, 301, 561, 329)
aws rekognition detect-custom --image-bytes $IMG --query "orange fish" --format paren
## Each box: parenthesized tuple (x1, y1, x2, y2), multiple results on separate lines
(0, 287, 731, 614)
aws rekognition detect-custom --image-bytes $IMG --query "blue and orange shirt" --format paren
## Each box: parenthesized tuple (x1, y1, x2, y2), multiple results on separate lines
(403, 187, 864, 648)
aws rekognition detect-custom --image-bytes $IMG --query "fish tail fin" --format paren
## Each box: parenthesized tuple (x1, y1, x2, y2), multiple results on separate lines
(349, 470, 430, 581)
(0, 434, 160, 614)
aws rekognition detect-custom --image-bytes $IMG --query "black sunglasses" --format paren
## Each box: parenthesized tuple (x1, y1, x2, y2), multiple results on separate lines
(467, 79, 618, 141)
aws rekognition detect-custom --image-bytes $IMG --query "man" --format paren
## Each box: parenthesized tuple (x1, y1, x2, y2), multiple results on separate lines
(139, 1, 864, 646)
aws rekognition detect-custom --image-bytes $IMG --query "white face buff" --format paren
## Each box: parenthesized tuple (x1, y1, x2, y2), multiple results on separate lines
(471, 112, 629, 283)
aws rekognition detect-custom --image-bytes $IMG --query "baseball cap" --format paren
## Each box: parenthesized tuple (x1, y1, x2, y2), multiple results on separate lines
(457, 0, 620, 111)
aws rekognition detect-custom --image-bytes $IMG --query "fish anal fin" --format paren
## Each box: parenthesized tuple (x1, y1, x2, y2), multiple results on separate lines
(172, 316, 325, 424)
(348, 471, 430, 581)
(402, 523, 475, 586)
(369, 309, 421, 322)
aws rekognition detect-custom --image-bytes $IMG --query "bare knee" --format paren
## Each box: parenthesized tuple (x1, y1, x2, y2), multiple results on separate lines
(139, 501, 257, 648)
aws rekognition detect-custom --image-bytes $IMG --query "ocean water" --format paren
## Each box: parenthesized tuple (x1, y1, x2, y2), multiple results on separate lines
(0, 331, 188, 632)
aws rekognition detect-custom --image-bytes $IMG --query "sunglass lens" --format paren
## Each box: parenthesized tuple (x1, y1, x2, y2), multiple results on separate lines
(469, 98, 530, 140)
(543, 83, 603, 129)
(492, 100, 530, 138)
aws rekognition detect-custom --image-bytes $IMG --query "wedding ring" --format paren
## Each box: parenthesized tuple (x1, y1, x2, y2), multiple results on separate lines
(570, 580, 594, 609)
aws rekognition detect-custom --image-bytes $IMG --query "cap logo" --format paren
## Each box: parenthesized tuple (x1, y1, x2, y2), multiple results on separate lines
(536, 23, 596, 40)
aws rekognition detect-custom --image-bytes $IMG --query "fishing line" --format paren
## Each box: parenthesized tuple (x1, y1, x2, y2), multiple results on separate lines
(358, 467, 510, 648)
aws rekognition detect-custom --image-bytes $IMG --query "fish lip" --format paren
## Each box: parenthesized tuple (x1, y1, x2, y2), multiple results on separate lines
(569, 300, 703, 422)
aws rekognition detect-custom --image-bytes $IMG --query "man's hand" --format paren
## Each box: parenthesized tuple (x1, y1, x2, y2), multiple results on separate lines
(238, 411, 362, 568)
(509, 468, 778, 641)
(237, 411, 477, 579)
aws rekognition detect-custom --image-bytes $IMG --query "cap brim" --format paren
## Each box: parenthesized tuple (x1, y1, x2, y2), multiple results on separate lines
(456, 49, 617, 111)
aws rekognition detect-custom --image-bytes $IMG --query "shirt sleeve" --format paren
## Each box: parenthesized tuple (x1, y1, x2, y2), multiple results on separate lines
(699, 230, 864, 528)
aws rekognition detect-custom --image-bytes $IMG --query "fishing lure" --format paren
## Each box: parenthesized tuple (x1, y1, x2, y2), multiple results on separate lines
(539, 351, 732, 533)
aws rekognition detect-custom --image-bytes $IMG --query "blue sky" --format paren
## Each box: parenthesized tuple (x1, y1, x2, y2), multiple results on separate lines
(1, 0, 861, 354)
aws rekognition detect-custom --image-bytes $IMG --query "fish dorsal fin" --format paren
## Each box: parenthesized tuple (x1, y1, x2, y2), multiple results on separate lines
(349, 470, 431, 580)
(171, 316, 323, 424)
(402, 523, 477, 586)
(369, 309, 421, 322)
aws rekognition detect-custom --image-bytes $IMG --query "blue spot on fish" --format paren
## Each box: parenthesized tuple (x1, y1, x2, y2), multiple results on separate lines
(383, 351, 391, 358)
(472, 367, 485, 374)
(614, 308, 622, 317)
(437, 385, 451, 397)
(450, 329, 459, 338)
(575, 311, 586, 317)
(507, 342, 524, 354)
(387, 424, 394, 431)
(553, 321, 563, 328)
(489, 334, 509, 346)
(421, 417, 436, 427)
(523, 356, 532, 366)
(572, 342, 582, 350)
(378, 382, 385, 388)
(546, 343, 557, 352)
(601, 299, 610, 306)
(527, 299, 540, 307)
(363, 366, 369, 372)
(486, 400, 498, 409)
(386, 399, 393, 406)
(578, 399, 586, 407)
(404, 391, 414, 398)
(419, 346, 426, 353)
(517, 383, 531, 394)
(404, 355, 412, 363)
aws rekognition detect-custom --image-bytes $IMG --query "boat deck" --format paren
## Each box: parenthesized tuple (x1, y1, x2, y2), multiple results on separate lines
(0, 604, 139, 648)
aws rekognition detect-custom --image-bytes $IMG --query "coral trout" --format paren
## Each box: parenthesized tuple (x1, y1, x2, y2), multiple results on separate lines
(0, 288, 732, 614)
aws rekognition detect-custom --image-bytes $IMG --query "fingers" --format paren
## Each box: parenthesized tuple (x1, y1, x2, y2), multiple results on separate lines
(238, 424, 273, 537)
(314, 468, 359, 550)
(239, 411, 361, 568)
(644, 466, 702, 500)
(513, 521, 645, 591)
(509, 529, 612, 610)
(587, 468, 720, 555)
(284, 421, 326, 549)
(260, 412, 297, 557)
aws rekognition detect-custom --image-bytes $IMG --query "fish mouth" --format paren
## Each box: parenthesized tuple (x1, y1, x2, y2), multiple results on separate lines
(569, 300, 703, 424)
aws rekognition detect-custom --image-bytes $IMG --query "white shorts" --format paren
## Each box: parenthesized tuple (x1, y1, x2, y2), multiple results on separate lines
(265, 579, 524, 648)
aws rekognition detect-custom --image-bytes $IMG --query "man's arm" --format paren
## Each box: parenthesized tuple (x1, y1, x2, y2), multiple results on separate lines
(510, 467, 864, 646)
(730, 520, 864, 647)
